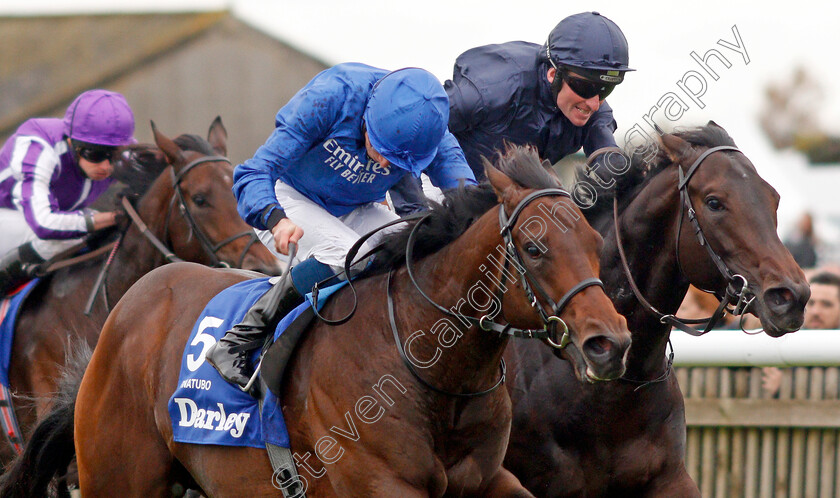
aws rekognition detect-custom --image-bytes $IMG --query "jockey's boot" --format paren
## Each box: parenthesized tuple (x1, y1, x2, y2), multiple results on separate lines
(205, 275, 303, 390)
(0, 243, 44, 297)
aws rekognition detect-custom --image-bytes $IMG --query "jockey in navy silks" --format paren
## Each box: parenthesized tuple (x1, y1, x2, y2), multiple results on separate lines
(389, 11, 635, 214)
(0, 89, 135, 296)
(205, 64, 476, 390)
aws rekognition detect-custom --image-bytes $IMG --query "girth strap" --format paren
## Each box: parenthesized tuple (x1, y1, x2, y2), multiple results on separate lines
(265, 442, 306, 498)
(258, 381, 307, 498)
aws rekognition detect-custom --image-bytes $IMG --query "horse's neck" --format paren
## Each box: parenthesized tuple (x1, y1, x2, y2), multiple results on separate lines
(393, 209, 510, 396)
(605, 168, 689, 378)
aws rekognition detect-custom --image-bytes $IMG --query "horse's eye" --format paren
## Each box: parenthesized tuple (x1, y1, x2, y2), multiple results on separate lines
(192, 194, 207, 207)
(705, 197, 724, 211)
(524, 243, 543, 258)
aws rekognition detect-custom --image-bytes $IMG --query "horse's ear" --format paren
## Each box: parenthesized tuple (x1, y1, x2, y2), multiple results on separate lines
(707, 120, 723, 130)
(151, 121, 185, 166)
(659, 133, 693, 164)
(484, 160, 517, 203)
(207, 116, 228, 157)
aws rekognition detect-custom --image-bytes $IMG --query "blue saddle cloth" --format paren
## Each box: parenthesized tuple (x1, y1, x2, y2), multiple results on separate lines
(0, 280, 39, 388)
(168, 277, 346, 449)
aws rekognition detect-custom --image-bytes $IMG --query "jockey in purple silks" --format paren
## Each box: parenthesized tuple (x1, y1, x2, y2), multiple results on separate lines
(0, 89, 135, 296)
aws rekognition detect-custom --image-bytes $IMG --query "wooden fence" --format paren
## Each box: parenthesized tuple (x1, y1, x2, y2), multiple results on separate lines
(679, 366, 840, 497)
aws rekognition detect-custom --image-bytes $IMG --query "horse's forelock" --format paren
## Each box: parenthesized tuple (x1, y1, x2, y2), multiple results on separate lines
(491, 145, 563, 190)
(174, 134, 215, 156)
(676, 124, 737, 150)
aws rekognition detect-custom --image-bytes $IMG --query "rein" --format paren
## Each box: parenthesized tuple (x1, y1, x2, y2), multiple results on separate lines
(122, 195, 182, 263)
(611, 145, 754, 337)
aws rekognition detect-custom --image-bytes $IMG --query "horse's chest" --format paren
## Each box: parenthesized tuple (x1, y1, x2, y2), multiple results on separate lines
(437, 399, 511, 494)
(567, 431, 672, 494)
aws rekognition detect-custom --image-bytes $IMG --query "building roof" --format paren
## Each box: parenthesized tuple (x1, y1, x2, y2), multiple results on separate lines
(0, 11, 229, 137)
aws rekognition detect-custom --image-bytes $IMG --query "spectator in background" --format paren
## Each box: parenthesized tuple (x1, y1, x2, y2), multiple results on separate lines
(762, 271, 840, 396)
(784, 212, 818, 269)
(802, 272, 840, 329)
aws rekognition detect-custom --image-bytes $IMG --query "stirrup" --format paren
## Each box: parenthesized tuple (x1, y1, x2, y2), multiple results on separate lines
(241, 359, 262, 396)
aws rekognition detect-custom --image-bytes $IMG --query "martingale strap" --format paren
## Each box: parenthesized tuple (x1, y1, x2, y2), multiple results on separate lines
(0, 384, 22, 454)
(387, 269, 507, 398)
(0, 298, 22, 454)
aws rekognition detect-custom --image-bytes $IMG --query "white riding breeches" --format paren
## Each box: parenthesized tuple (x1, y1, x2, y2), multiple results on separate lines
(255, 180, 402, 270)
(0, 208, 82, 259)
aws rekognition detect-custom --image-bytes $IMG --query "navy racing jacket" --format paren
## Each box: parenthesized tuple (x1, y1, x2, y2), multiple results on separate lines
(445, 41, 619, 179)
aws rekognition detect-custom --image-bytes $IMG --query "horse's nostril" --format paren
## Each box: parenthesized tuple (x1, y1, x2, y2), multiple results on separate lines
(766, 287, 794, 309)
(583, 336, 613, 358)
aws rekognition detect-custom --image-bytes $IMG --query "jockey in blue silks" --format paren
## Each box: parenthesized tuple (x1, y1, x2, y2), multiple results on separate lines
(205, 63, 476, 390)
(0, 89, 135, 296)
(389, 11, 635, 214)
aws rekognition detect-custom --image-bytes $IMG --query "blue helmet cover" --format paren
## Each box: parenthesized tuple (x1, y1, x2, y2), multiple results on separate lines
(364, 68, 449, 175)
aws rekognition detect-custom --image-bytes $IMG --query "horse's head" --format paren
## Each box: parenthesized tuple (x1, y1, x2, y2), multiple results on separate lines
(660, 122, 809, 336)
(145, 118, 282, 275)
(485, 151, 631, 381)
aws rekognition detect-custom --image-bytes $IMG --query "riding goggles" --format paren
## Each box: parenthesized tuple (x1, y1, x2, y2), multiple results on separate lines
(561, 72, 616, 101)
(72, 140, 117, 163)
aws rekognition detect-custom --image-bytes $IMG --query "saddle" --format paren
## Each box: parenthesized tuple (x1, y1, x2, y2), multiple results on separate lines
(259, 306, 315, 398)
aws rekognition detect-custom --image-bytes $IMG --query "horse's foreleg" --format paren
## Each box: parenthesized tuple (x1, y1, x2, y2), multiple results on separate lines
(481, 467, 536, 498)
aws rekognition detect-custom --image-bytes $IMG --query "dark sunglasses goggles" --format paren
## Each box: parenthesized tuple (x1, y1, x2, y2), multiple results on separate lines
(561, 72, 616, 101)
(72, 140, 117, 163)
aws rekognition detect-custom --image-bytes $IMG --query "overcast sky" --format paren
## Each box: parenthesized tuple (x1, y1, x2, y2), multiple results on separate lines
(4, 0, 840, 235)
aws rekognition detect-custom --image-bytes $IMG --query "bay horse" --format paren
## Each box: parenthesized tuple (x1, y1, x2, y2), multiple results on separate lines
(1, 118, 280, 467)
(502, 122, 810, 497)
(7, 146, 633, 496)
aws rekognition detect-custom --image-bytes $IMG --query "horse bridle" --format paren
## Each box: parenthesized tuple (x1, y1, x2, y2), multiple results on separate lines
(614, 145, 755, 337)
(389, 188, 604, 397)
(85, 154, 259, 314)
(164, 155, 261, 268)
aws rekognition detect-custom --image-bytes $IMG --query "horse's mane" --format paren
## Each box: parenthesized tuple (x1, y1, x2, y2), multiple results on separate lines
(366, 145, 562, 274)
(113, 134, 216, 195)
(576, 123, 738, 221)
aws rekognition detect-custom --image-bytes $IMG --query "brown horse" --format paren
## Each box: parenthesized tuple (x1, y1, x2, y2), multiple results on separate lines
(503, 123, 810, 497)
(7, 147, 633, 497)
(2, 118, 280, 467)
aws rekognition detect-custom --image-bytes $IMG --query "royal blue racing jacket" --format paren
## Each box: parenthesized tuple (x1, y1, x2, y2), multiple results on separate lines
(233, 63, 476, 230)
